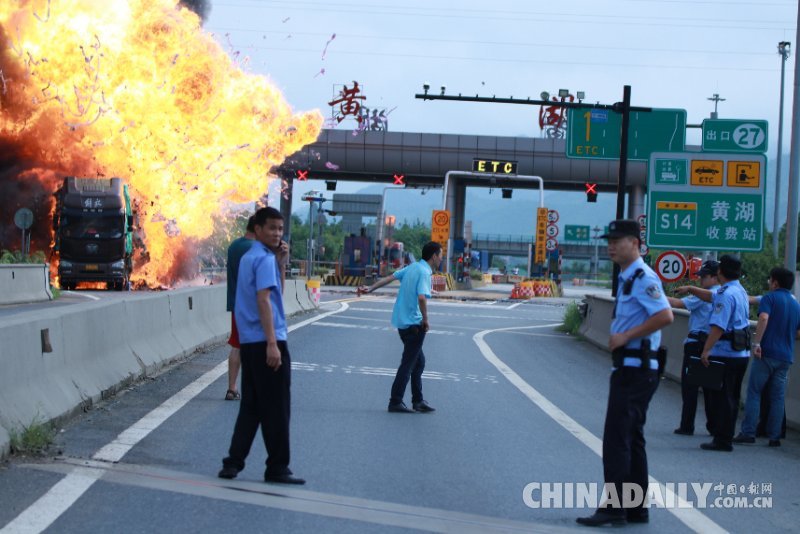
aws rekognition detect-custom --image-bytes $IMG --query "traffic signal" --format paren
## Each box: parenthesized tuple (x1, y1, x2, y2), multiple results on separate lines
(393, 174, 405, 185)
(585, 182, 597, 203)
(296, 169, 309, 181)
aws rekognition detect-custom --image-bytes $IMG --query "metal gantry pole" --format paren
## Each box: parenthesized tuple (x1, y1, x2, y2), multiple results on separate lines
(611, 85, 632, 297)
(785, 10, 800, 272)
(774, 42, 791, 258)
(306, 201, 314, 279)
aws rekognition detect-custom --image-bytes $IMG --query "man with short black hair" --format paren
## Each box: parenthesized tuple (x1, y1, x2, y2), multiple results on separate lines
(219, 207, 304, 485)
(224, 215, 256, 400)
(667, 260, 719, 436)
(734, 267, 800, 447)
(681, 254, 750, 452)
(577, 220, 673, 527)
(358, 242, 442, 414)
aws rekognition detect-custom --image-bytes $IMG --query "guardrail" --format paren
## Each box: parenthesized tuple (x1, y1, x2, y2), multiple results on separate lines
(580, 295, 800, 430)
(0, 281, 318, 458)
(0, 264, 53, 305)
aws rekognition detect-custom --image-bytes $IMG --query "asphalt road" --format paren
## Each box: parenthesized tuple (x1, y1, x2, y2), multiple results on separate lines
(1, 294, 797, 533)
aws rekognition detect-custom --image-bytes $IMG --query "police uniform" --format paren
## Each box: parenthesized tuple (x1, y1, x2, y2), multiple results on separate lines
(579, 220, 671, 527)
(705, 277, 750, 449)
(675, 262, 720, 435)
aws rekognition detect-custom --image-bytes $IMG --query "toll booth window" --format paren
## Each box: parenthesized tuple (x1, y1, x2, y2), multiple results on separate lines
(354, 249, 361, 262)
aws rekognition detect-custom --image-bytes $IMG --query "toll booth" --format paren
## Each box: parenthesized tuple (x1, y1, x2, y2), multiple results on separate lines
(343, 235, 372, 276)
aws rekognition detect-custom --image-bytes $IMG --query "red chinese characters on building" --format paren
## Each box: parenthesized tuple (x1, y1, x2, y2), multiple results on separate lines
(328, 81, 367, 124)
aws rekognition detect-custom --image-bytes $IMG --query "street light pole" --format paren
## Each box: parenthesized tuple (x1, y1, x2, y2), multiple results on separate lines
(785, 6, 800, 273)
(773, 41, 791, 258)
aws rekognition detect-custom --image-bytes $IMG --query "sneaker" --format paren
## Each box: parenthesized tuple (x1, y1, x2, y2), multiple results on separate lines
(388, 402, 416, 413)
(673, 428, 693, 436)
(732, 434, 755, 444)
(412, 400, 436, 413)
(768, 440, 781, 447)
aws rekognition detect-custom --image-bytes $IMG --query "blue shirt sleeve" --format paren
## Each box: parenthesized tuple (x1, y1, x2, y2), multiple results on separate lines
(709, 292, 732, 330)
(682, 295, 703, 312)
(417, 267, 432, 298)
(254, 253, 279, 292)
(393, 266, 408, 281)
(758, 293, 773, 316)
(635, 274, 670, 316)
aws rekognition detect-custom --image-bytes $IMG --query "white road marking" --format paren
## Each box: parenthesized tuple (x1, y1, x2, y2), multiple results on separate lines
(346, 306, 559, 321)
(63, 290, 101, 301)
(290, 362, 498, 384)
(312, 321, 463, 335)
(0, 303, 351, 534)
(474, 324, 727, 534)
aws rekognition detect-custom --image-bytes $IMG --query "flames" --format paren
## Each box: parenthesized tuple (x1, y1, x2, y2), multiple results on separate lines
(0, 0, 322, 286)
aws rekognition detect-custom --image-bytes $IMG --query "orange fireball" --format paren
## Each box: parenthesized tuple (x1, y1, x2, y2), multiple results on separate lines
(0, 0, 322, 286)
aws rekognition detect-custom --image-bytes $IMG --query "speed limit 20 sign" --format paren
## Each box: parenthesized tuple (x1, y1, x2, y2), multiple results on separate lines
(655, 250, 687, 283)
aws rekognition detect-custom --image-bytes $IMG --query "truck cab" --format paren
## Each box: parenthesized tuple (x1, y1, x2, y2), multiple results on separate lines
(53, 177, 134, 290)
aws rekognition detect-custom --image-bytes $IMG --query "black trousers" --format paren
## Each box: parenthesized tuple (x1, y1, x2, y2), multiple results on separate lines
(390, 325, 426, 405)
(602, 367, 659, 513)
(223, 340, 292, 476)
(678, 342, 714, 433)
(707, 356, 749, 446)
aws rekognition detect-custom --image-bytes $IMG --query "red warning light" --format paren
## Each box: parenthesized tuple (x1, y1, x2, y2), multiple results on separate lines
(296, 170, 309, 181)
(393, 174, 405, 185)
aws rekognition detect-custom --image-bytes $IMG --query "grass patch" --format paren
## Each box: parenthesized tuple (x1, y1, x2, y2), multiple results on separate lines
(9, 417, 56, 455)
(558, 301, 583, 335)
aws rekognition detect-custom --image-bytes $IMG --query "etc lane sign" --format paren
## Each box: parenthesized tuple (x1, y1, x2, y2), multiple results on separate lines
(646, 151, 766, 252)
(566, 108, 687, 160)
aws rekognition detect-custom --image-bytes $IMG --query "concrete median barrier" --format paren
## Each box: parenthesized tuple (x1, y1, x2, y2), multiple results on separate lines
(0, 283, 309, 459)
(580, 295, 800, 430)
(0, 264, 53, 305)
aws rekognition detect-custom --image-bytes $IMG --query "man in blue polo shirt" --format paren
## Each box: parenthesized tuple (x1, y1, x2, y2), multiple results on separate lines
(358, 241, 442, 414)
(218, 207, 304, 485)
(734, 267, 800, 447)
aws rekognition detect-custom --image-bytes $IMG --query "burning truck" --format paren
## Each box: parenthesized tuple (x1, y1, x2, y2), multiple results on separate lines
(52, 177, 136, 290)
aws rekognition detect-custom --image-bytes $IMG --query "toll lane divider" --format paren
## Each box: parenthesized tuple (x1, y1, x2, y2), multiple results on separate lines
(579, 295, 800, 430)
(0, 281, 318, 459)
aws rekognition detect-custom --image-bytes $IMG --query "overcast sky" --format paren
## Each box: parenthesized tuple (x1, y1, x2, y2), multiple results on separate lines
(205, 0, 798, 231)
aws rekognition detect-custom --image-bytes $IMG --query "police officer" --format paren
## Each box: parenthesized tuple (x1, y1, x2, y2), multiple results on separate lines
(577, 220, 673, 527)
(667, 260, 719, 436)
(679, 254, 750, 452)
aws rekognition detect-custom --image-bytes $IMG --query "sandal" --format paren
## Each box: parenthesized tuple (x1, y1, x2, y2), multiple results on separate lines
(225, 389, 240, 401)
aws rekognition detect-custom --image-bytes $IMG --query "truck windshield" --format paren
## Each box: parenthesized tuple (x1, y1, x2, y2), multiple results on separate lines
(62, 214, 123, 239)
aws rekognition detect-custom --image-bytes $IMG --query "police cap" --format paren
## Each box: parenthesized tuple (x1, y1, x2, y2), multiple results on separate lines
(601, 219, 640, 240)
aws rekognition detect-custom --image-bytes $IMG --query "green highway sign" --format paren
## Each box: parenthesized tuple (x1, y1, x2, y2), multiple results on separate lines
(702, 119, 768, 153)
(566, 108, 687, 160)
(564, 224, 591, 243)
(647, 151, 766, 251)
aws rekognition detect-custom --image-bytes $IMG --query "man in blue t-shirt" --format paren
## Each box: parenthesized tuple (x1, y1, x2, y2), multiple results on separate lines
(667, 260, 720, 435)
(224, 216, 255, 400)
(219, 207, 304, 485)
(734, 267, 800, 447)
(358, 242, 442, 414)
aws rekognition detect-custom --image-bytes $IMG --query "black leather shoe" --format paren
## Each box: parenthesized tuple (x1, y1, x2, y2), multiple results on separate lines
(264, 473, 306, 485)
(768, 439, 781, 447)
(732, 434, 755, 444)
(673, 428, 693, 436)
(576, 510, 626, 527)
(626, 510, 649, 524)
(388, 402, 416, 413)
(701, 441, 733, 452)
(413, 400, 436, 413)
(218, 466, 240, 479)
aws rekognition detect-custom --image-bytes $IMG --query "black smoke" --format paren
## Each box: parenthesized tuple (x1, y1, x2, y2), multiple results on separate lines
(179, 0, 212, 22)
